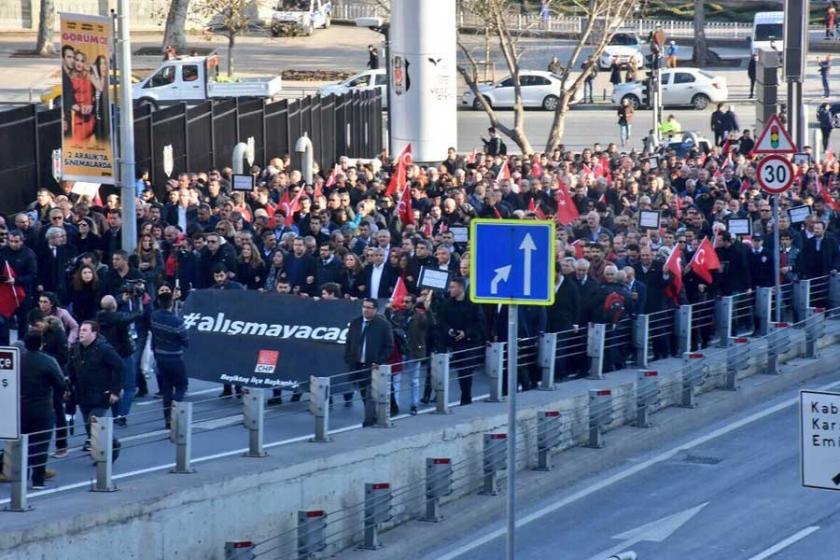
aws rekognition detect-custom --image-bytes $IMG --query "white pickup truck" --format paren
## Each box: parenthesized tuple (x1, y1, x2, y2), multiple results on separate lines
(132, 55, 282, 109)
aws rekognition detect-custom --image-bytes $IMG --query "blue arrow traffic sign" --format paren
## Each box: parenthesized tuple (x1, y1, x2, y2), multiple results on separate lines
(469, 219, 556, 306)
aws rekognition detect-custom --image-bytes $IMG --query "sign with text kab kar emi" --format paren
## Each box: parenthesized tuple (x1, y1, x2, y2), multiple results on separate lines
(60, 13, 116, 184)
(800, 390, 840, 491)
(754, 114, 796, 155)
(469, 219, 555, 306)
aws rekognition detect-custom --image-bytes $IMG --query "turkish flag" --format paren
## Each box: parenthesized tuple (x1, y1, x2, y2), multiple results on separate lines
(0, 261, 25, 318)
(279, 188, 305, 225)
(817, 177, 840, 212)
(385, 144, 413, 196)
(466, 148, 478, 165)
(528, 198, 536, 213)
(739, 179, 750, 196)
(554, 184, 579, 226)
(664, 244, 683, 298)
(686, 237, 721, 284)
(571, 239, 584, 258)
(497, 161, 511, 181)
(397, 185, 414, 225)
(390, 276, 409, 310)
(324, 163, 341, 189)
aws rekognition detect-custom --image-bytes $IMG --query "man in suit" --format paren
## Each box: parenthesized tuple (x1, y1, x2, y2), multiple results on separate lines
(548, 257, 580, 380)
(37, 226, 77, 304)
(343, 298, 394, 426)
(362, 247, 397, 299)
(798, 221, 840, 308)
(633, 247, 671, 359)
(316, 241, 342, 287)
(163, 189, 198, 231)
(437, 277, 486, 405)
(623, 266, 647, 317)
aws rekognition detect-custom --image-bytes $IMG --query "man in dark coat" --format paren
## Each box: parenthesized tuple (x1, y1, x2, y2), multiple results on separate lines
(549, 258, 581, 380)
(96, 294, 142, 425)
(20, 330, 66, 489)
(634, 247, 671, 359)
(715, 231, 752, 296)
(37, 227, 76, 303)
(747, 53, 757, 98)
(2, 230, 38, 333)
(710, 103, 726, 146)
(68, 320, 124, 447)
(198, 232, 238, 289)
(316, 241, 343, 288)
(361, 248, 397, 299)
(798, 221, 840, 308)
(344, 298, 395, 426)
(437, 277, 486, 405)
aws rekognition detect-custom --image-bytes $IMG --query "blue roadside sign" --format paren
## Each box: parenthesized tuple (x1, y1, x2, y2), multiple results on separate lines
(469, 219, 555, 306)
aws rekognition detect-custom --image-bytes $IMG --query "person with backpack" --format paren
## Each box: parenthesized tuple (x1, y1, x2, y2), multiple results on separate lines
(482, 127, 506, 156)
(597, 265, 630, 372)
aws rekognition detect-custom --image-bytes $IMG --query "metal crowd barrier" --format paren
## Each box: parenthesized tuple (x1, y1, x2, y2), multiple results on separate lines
(4, 275, 840, 516)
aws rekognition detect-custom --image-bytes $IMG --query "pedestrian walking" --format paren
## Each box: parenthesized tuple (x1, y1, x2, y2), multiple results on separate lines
(818, 102, 834, 152)
(68, 320, 123, 451)
(827, 2, 837, 40)
(617, 97, 635, 147)
(20, 330, 65, 489)
(625, 57, 638, 83)
(819, 56, 832, 99)
(747, 53, 757, 98)
(581, 58, 598, 103)
(547, 56, 561, 75)
(609, 60, 623, 90)
(666, 41, 679, 68)
(96, 294, 141, 426)
(343, 298, 394, 427)
(386, 290, 432, 415)
(150, 287, 189, 429)
(711, 103, 726, 146)
(367, 45, 379, 70)
(722, 105, 739, 139)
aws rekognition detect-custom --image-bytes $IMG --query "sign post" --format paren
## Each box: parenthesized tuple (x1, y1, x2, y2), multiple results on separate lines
(0, 347, 21, 441)
(470, 219, 555, 560)
(755, 115, 796, 323)
(800, 390, 840, 491)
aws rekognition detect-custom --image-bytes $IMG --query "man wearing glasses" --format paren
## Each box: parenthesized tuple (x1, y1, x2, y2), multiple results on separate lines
(344, 298, 394, 427)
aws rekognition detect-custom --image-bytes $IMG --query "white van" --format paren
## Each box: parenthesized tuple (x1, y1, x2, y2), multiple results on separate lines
(751, 11, 784, 54)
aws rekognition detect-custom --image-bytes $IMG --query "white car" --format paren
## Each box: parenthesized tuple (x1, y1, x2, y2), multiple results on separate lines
(461, 71, 583, 111)
(319, 69, 387, 105)
(611, 68, 728, 110)
(599, 31, 645, 70)
(271, 0, 331, 36)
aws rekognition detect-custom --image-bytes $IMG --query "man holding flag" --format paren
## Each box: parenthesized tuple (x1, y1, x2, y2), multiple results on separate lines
(684, 235, 721, 349)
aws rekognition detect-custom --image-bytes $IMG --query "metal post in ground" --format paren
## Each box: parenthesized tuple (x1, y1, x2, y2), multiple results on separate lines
(805, 307, 825, 359)
(534, 411, 562, 471)
(90, 415, 117, 492)
(681, 353, 708, 408)
(371, 365, 394, 428)
(422, 458, 453, 522)
(633, 314, 650, 367)
(587, 323, 606, 380)
(756, 287, 773, 336)
(715, 297, 733, 347)
(361, 483, 392, 550)
(481, 433, 507, 495)
(170, 400, 194, 474)
(297, 510, 327, 558)
(793, 279, 811, 324)
(635, 370, 660, 428)
(676, 305, 692, 354)
(538, 332, 557, 390)
(242, 388, 267, 457)
(485, 343, 505, 403)
(766, 322, 791, 375)
(308, 375, 331, 442)
(431, 353, 451, 414)
(587, 389, 613, 448)
(725, 338, 750, 391)
(4, 435, 29, 512)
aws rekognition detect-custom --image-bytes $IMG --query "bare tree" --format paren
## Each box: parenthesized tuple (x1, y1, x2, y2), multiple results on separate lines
(457, 0, 535, 155)
(544, 0, 639, 152)
(691, 0, 711, 67)
(194, 0, 254, 76)
(35, 0, 56, 56)
(163, 0, 192, 52)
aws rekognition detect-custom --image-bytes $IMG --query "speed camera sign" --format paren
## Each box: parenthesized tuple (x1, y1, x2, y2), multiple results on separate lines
(757, 155, 794, 195)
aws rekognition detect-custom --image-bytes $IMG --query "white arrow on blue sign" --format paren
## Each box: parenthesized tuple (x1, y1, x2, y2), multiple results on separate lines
(469, 219, 556, 306)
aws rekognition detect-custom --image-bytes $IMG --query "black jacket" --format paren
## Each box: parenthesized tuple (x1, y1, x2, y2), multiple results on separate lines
(633, 262, 670, 313)
(68, 336, 124, 407)
(96, 308, 141, 357)
(437, 295, 487, 351)
(716, 244, 752, 294)
(361, 264, 398, 299)
(547, 275, 580, 331)
(0, 245, 38, 293)
(798, 236, 840, 279)
(344, 314, 394, 367)
(748, 247, 774, 288)
(21, 350, 65, 415)
(316, 256, 343, 287)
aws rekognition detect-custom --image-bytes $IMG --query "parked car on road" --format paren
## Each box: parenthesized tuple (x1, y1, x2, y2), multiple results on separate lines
(318, 69, 387, 105)
(271, 0, 331, 36)
(461, 71, 583, 111)
(611, 68, 728, 110)
(132, 55, 282, 110)
(599, 30, 645, 70)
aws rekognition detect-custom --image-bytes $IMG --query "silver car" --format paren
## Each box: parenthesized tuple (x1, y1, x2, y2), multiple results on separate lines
(462, 71, 583, 111)
(611, 68, 729, 110)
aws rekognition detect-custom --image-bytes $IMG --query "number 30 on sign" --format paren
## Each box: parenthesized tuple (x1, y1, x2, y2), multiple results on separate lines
(757, 154, 794, 195)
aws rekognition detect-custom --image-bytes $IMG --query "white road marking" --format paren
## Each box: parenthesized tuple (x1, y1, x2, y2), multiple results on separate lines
(745, 526, 821, 560)
(433, 379, 840, 560)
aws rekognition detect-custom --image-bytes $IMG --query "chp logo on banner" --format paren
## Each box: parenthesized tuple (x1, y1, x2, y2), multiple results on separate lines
(255, 350, 280, 374)
(60, 13, 116, 185)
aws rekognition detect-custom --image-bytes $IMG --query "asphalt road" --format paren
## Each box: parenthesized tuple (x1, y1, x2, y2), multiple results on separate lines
(0, 369, 493, 507)
(423, 374, 840, 560)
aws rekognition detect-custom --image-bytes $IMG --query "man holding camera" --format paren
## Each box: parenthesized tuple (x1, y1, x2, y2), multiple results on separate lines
(437, 277, 486, 405)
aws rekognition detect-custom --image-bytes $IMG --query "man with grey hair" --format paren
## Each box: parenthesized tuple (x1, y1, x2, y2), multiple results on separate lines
(96, 294, 142, 425)
(37, 226, 76, 301)
(623, 265, 646, 316)
(363, 247, 395, 299)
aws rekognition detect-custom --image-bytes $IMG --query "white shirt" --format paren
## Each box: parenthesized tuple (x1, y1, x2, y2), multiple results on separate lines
(370, 263, 384, 298)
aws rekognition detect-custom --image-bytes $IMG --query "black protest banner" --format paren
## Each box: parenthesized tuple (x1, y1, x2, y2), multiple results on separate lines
(181, 290, 359, 388)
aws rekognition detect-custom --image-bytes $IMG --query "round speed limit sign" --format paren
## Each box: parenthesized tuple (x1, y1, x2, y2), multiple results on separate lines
(756, 154, 794, 195)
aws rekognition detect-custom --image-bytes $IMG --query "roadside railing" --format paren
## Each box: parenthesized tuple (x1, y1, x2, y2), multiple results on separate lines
(4, 274, 840, 519)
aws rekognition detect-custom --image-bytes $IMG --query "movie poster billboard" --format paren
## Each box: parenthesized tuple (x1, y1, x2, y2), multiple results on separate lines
(59, 13, 115, 184)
